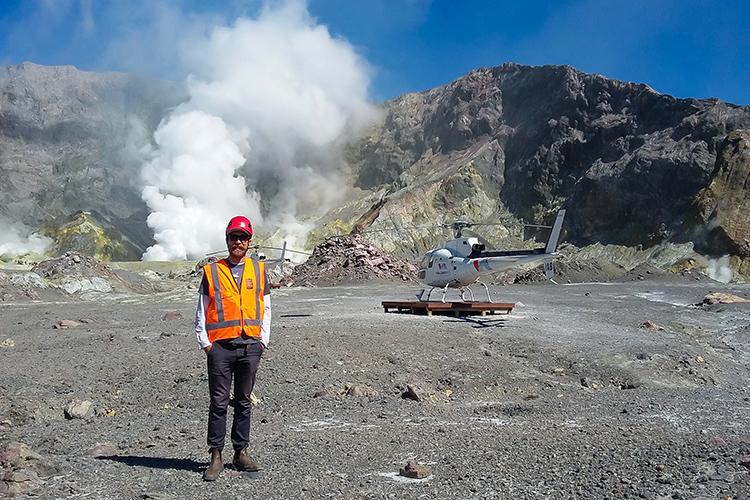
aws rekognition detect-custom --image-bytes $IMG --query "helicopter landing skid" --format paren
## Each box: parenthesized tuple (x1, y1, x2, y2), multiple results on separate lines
(417, 283, 451, 303)
(418, 281, 493, 303)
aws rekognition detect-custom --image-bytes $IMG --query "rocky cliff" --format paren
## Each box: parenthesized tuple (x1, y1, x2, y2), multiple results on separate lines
(0, 62, 183, 258)
(341, 63, 750, 275)
(693, 130, 750, 276)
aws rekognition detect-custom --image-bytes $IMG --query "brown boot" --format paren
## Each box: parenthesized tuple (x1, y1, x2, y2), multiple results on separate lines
(232, 448, 260, 472)
(202, 449, 223, 481)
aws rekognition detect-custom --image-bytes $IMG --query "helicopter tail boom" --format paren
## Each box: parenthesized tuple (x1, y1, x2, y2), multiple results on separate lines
(545, 209, 566, 254)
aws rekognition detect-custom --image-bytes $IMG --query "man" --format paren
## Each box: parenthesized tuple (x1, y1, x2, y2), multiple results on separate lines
(194, 215, 271, 481)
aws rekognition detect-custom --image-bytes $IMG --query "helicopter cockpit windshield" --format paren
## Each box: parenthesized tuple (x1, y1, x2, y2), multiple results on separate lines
(418, 251, 435, 280)
(419, 252, 433, 270)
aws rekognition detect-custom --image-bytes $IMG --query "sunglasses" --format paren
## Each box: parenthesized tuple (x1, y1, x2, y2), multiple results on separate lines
(228, 233, 250, 242)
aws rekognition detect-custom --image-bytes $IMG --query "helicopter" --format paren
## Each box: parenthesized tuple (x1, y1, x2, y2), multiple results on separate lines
(415, 209, 566, 303)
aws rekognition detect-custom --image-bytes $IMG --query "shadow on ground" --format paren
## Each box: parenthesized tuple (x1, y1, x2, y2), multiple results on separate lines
(443, 317, 508, 328)
(97, 455, 204, 472)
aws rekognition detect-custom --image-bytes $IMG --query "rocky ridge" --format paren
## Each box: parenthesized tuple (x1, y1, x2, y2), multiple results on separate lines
(342, 63, 750, 278)
(0, 62, 182, 250)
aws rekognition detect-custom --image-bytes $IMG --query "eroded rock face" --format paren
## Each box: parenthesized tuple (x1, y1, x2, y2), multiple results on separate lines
(347, 63, 750, 262)
(693, 130, 750, 275)
(0, 62, 182, 255)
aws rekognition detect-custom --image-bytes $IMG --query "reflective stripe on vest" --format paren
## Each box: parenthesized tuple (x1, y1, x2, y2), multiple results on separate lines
(203, 258, 265, 343)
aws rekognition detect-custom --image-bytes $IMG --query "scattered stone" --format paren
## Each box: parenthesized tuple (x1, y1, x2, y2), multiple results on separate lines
(64, 400, 93, 420)
(702, 292, 750, 305)
(162, 311, 183, 321)
(312, 389, 333, 399)
(78, 318, 93, 324)
(32, 252, 118, 294)
(87, 444, 117, 458)
(740, 456, 750, 469)
(0, 441, 57, 496)
(4, 469, 37, 483)
(707, 436, 726, 447)
(399, 459, 432, 479)
(0, 338, 15, 348)
(344, 384, 377, 397)
(54, 319, 80, 329)
(580, 377, 600, 389)
(401, 385, 422, 402)
(8, 272, 47, 289)
(95, 408, 117, 418)
(640, 320, 664, 331)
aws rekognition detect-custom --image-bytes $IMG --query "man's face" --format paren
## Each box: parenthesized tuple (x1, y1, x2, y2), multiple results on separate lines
(226, 231, 251, 259)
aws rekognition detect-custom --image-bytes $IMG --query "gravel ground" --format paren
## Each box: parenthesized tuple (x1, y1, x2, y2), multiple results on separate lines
(1, 277, 749, 499)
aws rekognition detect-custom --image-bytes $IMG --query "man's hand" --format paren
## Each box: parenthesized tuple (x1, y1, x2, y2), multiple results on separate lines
(203, 345, 213, 354)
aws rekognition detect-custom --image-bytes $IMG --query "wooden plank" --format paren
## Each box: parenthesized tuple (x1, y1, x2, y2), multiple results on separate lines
(381, 300, 514, 317)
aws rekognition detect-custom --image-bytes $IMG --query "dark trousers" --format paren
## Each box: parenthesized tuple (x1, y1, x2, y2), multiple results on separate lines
(206, 341, 263, 451)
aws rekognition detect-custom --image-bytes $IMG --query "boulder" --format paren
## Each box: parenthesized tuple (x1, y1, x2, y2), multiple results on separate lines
(64, 399, 93, 420)
(702, 292, 749, 305)
(399, 459, 432, 479)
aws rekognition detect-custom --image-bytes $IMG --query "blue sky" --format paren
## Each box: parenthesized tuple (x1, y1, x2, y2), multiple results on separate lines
(0, 0, 748, 104)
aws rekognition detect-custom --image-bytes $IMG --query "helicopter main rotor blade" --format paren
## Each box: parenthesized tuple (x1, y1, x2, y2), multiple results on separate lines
(333, 223, 445, 237)
(204, 244, 311, 258)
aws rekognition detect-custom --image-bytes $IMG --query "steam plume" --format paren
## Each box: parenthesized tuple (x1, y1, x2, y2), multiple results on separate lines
(0, 219, 52, 259)
(141, 1, 377, 260)
(705, 255, 733, 283)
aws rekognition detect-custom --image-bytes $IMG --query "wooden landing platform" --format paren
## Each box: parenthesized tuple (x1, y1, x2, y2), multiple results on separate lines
(382, 300, 514, 317)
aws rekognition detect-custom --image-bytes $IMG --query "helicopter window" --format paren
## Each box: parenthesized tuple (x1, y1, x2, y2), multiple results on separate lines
(428, 257, 434, 268)
(462, 240, 467, 245)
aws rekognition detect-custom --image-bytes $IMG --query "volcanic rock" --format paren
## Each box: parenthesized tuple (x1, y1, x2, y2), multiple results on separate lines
(34, 251, 104, 277)
(693, 130, 750, 273)
(162, 311, 183, 321)
(640, 320, 664, 331)
(702, 292, 749, 305)
(64, 399, 93, 420)
(0, 442, 57, 497)
(401, 385, 423, 402)
(282, 234, 417, 286)
(54, 319, 80, 329)
(344, 63, 750, 277)
(87, 444, 117, 458)
(344, 384, 378, 397)
(32, 252, 118, 293)
(0, 63, 181, 257)
(399, 459, 432, 479)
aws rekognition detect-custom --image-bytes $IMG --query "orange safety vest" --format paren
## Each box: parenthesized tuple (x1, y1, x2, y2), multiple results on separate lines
(202, 257, 266, 343)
